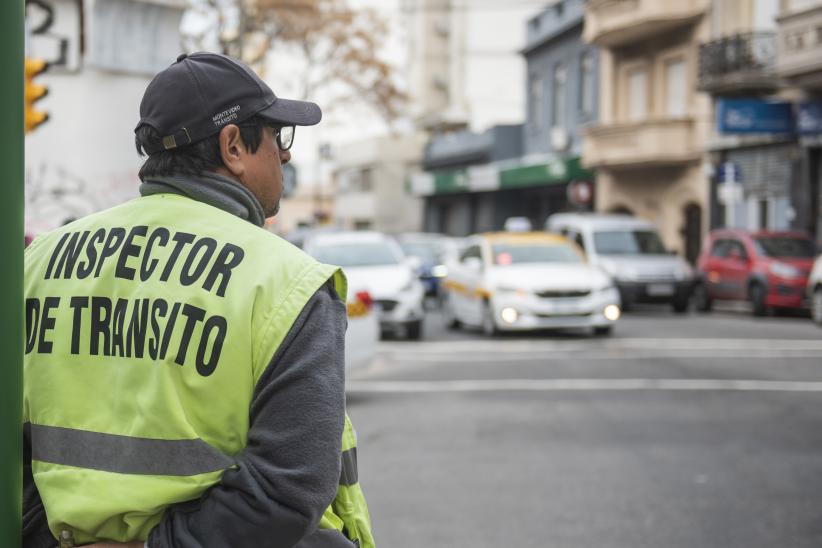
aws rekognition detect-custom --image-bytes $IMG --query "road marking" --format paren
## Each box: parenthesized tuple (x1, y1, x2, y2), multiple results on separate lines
(347, 378, 822, 394)
(377, 350, 822, 362)
(379, 338, 822, 353)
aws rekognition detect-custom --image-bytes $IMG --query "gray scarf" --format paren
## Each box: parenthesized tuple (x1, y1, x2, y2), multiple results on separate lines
(139, 172, 266, 227)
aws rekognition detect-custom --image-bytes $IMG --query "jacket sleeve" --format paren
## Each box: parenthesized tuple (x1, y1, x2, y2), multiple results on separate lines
(148, 281, 348, 548)
(22, 423, 57, 548)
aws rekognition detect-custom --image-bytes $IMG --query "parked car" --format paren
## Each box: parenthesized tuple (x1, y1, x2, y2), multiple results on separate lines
(809, 255, 822, 325)
(397, 233, 452, 298)
(441, 232, 621, 335)
(304, 231, 426, 340)
(546, 213, 694, 312)
(693, 229, 816, 316)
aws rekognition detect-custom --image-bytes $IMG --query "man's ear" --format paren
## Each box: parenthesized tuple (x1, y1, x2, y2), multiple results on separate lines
(218, 125, 246, 178)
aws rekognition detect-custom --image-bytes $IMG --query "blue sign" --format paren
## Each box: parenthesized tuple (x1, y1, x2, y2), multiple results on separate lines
(716, 161, 741, 184)
(798, 102, 822, 135)
(717, 99, 794, 135)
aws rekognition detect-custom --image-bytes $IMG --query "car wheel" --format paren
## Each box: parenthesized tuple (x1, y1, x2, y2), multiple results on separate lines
(405, 319, 423, 341)
(692, 283, 713, 312)
(442, 294, 461, 329)
(592, 326, 613, 336)
(749, 283, 769, 317)
(812, 287, 822, 326)
(482, 301, 499, 336)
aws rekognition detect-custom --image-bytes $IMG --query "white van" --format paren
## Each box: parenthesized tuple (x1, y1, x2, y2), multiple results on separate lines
(546, 213, 694, 312)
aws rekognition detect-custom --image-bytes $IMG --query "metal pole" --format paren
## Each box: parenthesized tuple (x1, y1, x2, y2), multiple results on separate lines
(1, 0, 25, 545)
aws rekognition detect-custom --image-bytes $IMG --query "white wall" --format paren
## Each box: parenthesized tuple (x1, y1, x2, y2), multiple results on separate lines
(25, 0, 185, 235)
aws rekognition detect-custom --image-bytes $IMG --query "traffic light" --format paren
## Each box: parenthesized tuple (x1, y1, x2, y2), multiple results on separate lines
(25, 57, 49, 134)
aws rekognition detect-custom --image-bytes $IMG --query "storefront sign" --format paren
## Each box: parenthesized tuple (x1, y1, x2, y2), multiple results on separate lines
(717, 99, 794, 135)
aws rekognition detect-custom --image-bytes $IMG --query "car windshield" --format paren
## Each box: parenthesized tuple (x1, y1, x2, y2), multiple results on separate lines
(753, 237, 816, 258)
(491, 243, 582, 265)
(594, 230, 667, 255)
(400, 242, 441, 263)
(310, 242, 400, 267)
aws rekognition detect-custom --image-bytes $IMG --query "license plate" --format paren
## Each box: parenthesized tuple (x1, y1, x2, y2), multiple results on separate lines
(548, 301, 583, 314)
(647, 283, 674, 296)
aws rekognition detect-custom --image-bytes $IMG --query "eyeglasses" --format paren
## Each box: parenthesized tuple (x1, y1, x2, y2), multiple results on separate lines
(273, 125, 295, 151)
(238, 122, 296, 151)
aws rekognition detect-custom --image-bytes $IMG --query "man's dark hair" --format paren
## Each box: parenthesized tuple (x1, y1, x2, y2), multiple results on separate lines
(135, 115, 268, 181)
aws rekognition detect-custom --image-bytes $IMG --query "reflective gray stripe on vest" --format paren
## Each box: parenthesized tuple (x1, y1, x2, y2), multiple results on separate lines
(30, 423, 234, 476)
(339, 447, 358, 486)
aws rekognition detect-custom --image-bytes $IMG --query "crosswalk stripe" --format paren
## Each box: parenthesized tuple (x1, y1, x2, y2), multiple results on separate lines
(379, 338, 822, 353)
(347, 378, 822, 394)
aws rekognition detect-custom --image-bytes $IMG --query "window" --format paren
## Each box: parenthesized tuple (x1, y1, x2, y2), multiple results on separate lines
(664, 58, 687, 118)
(530, 74, 544, 130)
(727, 241, 748, 261)
(460, 245, 482, 263)
(566, 230, 586, 252)
(552, 63, 567, 129)
(579, 51, 595, 120)
(593, 230, 667, 255)
(710, 239, 731, 258)
(754, 0, 778, 30)
(627, 68, 648, 121)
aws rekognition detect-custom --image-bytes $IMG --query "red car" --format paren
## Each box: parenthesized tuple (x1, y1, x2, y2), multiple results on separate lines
(693, 229, 816, 316)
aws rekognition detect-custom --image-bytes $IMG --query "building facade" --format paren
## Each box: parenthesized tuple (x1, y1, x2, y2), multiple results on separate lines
(331, 134, 425, 234)
(583, 0, 712, 263)
(698, 0, 811, 240)
(409, 0, 597, 236)
(776, 0, 822, 240)
(25, 0, 186, 236)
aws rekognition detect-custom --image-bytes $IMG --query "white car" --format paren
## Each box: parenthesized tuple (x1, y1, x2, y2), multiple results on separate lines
(304, 231, 426, 340)
(809, 255, 822, 326)
(546, 213, 694, 313)
(442, 232, 622, 335)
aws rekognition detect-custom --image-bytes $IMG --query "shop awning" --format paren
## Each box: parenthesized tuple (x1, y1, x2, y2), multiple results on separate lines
(409, 157, 594, 196)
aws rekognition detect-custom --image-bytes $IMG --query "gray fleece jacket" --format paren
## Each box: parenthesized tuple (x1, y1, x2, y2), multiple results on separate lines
(23, 172, 354, 548)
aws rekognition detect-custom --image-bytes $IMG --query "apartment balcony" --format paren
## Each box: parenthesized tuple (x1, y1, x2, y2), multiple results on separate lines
(698, 32, 779, 94)
(584, 0, 708, 47)
(776, 3, 822, 88)
(583, 119, 700, 169)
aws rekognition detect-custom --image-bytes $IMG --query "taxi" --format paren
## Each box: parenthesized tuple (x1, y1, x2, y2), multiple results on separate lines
(442, 232, 621, 335)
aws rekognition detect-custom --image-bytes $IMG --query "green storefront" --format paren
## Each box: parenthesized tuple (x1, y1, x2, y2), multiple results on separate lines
(411, 157, 594, 235)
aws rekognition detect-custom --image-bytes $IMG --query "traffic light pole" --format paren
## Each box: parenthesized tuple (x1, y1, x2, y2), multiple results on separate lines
(1, 0, 25, 545)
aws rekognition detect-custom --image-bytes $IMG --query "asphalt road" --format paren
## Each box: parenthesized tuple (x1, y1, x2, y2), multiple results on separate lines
(346, 305, 822, 548)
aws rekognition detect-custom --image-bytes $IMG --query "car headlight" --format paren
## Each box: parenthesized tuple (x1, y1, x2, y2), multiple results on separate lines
(769, 262, 801, 279)
(431, 264, 448, 278)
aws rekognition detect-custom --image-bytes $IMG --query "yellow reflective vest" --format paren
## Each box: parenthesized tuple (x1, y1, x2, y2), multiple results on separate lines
(24, 194, 373, 545)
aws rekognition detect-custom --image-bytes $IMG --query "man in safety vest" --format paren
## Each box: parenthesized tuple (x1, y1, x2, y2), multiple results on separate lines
(23, 52, 374, 548)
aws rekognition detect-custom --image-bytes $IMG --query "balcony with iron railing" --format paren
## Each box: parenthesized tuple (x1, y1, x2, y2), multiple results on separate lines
(698, 32, 779, 94)
(584, 0, 708, 47)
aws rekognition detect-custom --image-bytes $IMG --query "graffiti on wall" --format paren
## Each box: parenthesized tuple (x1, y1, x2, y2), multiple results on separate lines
(25, 162, 139, 234)
(25, 0, 81, 71)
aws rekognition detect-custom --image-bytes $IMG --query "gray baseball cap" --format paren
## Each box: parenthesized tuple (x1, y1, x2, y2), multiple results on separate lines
(136, 52, 321, 154)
